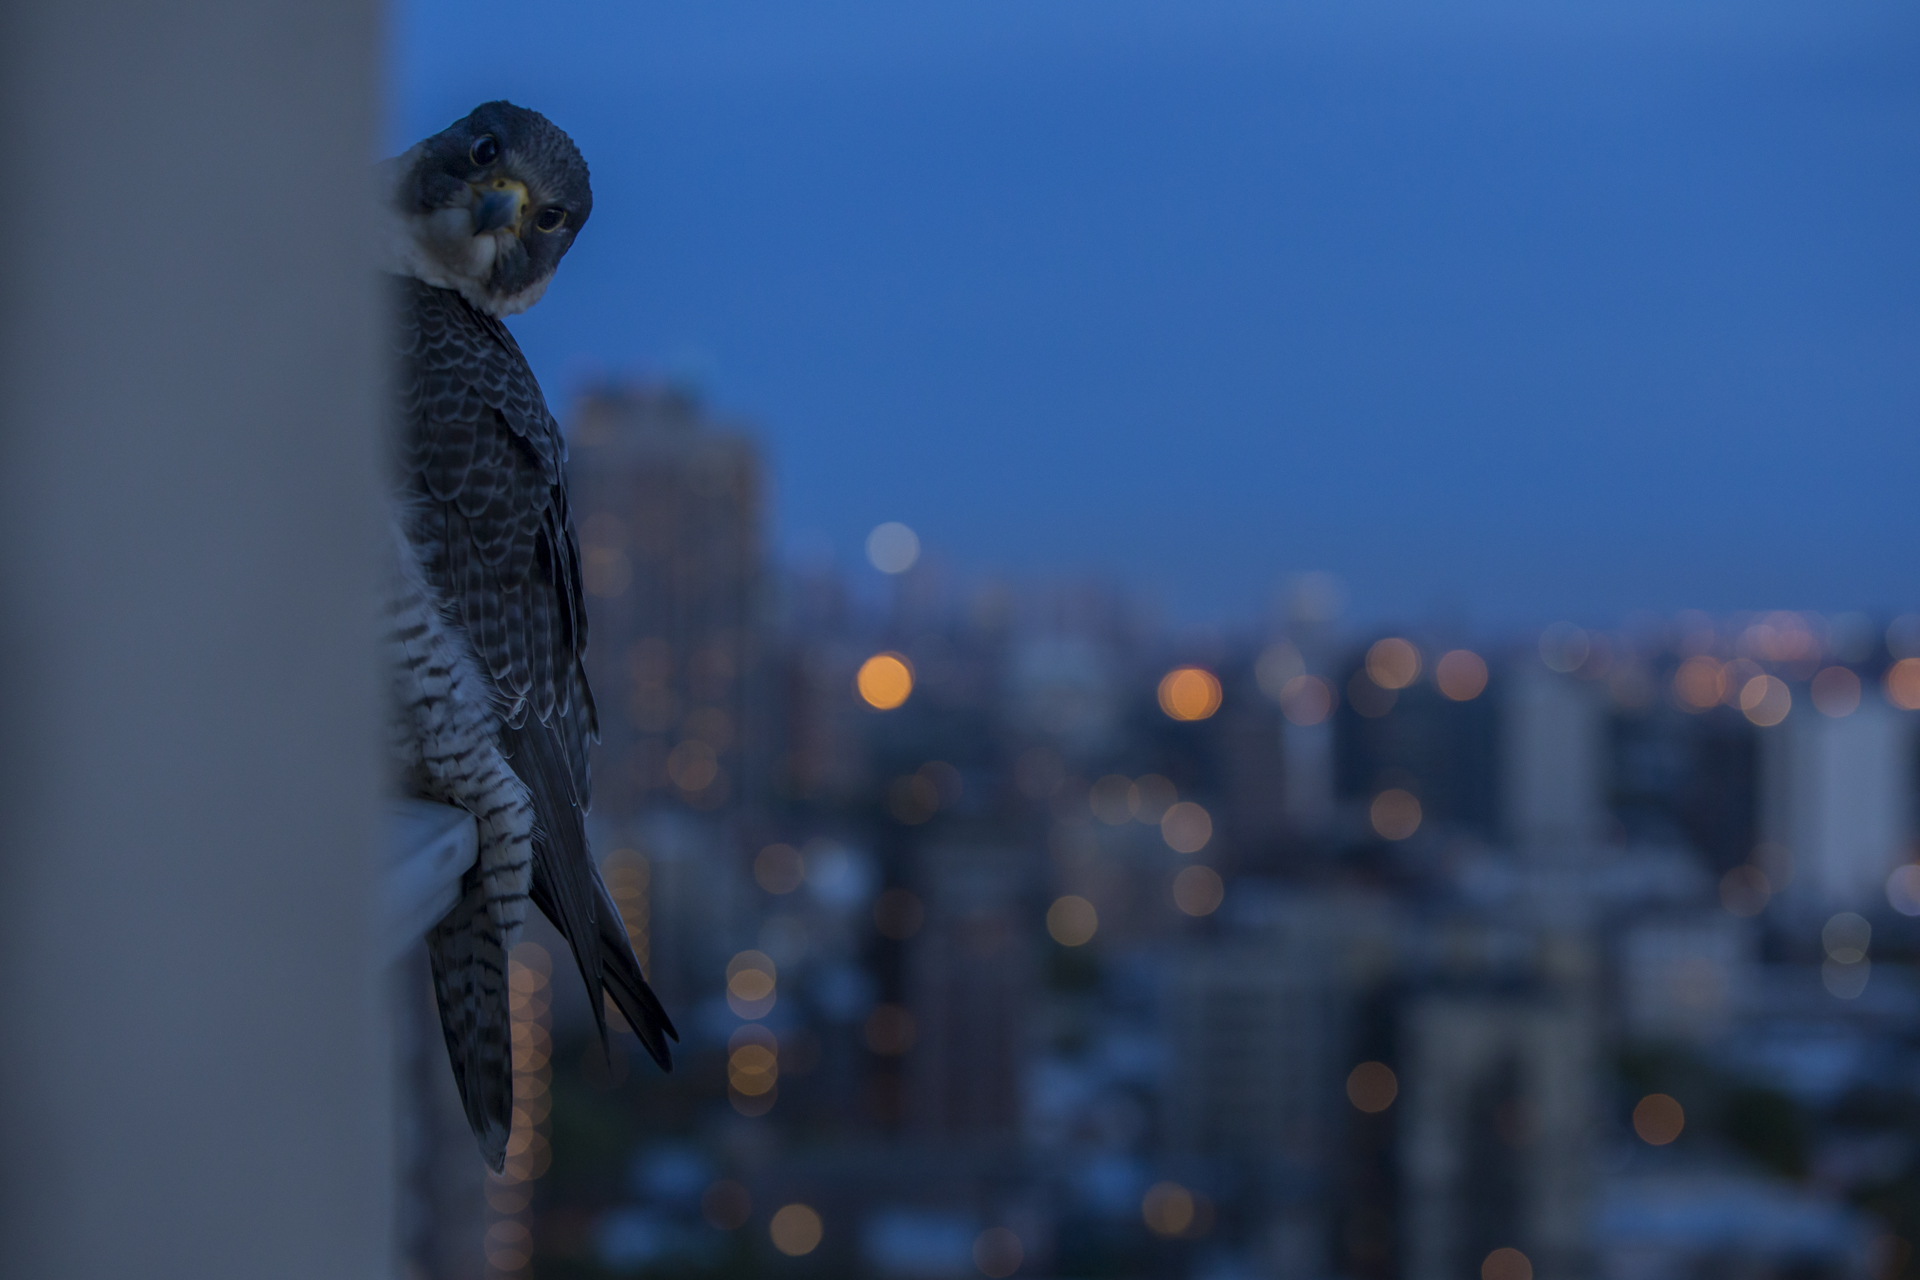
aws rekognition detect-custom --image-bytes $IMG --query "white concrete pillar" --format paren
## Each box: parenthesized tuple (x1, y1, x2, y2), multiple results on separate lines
(0, 4, 390, 1277)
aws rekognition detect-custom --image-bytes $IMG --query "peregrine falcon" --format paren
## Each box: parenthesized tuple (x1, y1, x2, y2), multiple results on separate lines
(379, 101, 676, 1170)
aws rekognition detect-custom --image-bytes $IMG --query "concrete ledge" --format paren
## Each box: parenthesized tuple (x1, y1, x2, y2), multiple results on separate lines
(385, 799, 478, 963)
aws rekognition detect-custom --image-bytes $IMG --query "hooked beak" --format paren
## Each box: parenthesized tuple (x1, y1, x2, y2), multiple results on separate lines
(471, 178, 528, 234)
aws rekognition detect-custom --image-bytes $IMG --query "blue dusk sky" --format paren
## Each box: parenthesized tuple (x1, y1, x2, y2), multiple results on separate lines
(390, 0, 1919, 629)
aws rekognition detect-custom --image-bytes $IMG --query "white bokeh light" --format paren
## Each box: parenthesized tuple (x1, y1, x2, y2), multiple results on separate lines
(866, 522, 920, 574)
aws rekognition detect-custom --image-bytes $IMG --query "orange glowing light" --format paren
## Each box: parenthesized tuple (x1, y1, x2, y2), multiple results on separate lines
(770, 1205, 823, 1256)
(1436, 649, 1489, 701)
(725, 951, 776, 1018)
(1739, 675, 1791, 727)
(727, 1044, 777, 1095)
(1046, 895, 1098, 946)
(1172, 865, 1225, 916)
(1481, 1248, 1533, 1280)
(1672, 656, 1725, 711)
(1142, 1182, 1195, 1238)
(1160, 801, 1213, 854)
(1370, 789, 1422, 841)
(1632, 1093, 1685, 1145)
(1885, 658, 1920, 711)
(1278, 674, 1334, 726)
(754, 844, 804, 894)
(856, 652, 914, 710)
(1810, 667, 1861, 718)
(1158, 666, 1223, 721)
(1346, 1061, 1399, 1113)
(1365, 638, 1422, 689)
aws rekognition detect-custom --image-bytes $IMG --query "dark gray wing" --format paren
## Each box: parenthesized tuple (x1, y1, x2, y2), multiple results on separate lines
(398, 277, 676, 1099)
(395, 276, 596, 804)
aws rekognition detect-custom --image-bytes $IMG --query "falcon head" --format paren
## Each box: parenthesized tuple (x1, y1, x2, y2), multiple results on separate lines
(381, 101, 592, 317)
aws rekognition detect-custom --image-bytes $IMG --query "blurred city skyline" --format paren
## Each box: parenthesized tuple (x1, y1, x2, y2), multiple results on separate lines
(390, 0, 1918, 625)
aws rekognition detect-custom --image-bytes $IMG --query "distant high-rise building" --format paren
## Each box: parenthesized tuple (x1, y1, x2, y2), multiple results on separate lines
(1399, 933, 1597, 1280)
(1762, 697, 1918, 917)
(907, 843, 1035, 1141)
(1616, 912, 1755, 1044)
(1161, 890, 1399, 1277)
(1502, 665, 1608, 856)
(565, 385, 770, 821)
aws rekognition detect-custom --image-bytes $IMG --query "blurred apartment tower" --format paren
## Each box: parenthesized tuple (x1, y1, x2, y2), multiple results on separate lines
(1502, 664, 1609, 856)
(1161, 889, 1398, 1277)
(565, 386, 769, 1013)
(907, 843, 1036, 1142)
(1610, 698, 1761, 874)
(1761, 697, 1917, 918)
(1399, 936, 1598, 1280)
(1335, 653, 1499, 840)
(566, 384, 770, 822)
(1615, 911, 1756, 1044)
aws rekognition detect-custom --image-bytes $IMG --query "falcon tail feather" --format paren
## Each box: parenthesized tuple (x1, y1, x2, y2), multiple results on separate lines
(425, 877, 513, 1173)
(504, 719, 678, 1068)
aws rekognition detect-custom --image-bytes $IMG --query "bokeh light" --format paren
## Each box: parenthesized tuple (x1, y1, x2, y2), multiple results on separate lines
(1346, 1061, 1398, 1113)
(667, 738, 719, 791)
(485, 1219, 532, 1272)
(889, 772, 941, 824)
(1810, 666, 1861, 717)
(1539, 622, 1590, 673)
(857, 652, 914, 710)
(728, 1043, 778, 1096)
(726, 950, 777, 1018)
(754, 843, 805, 894)
(1481, 1247, 1533, 1280)
(1885, 658, 1920, 711)
(1046, 895, 1098, 946)
(1632, 1093, 1685, 1145)
(1370, 789, 1422, 841)
(1278, 674, 1334, 725)
(1365, 637, 1422, 689)
(1172, 865, 1224, 916)
(770, 1204, 823, 1256)
(865, 521, 920, 574)
(1738, 675, 1791, 727)
(1254, 642, 1306, 699)
(1824, 956, 1871, 1000)
(1887, 865, 1920, 917)
(1672, 656, 1724, 712)
(1141, 1182, 1195, 1237)
(1130, 774, 1178, 822)
(1822, 912, 1871, 964)
(1160, 801, 1213, 854)
(1436, 649, 1489, 701)
(1158, 666, 1222, 721)
(973, 1227, 1023, 1279)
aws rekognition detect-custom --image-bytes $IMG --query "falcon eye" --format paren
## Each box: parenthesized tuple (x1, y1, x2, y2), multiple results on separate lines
(469, 135, 499, 167)
(535, 207, 567, 233)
